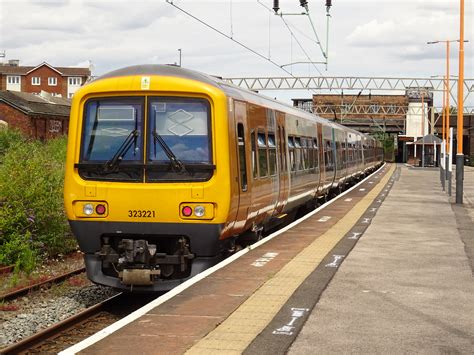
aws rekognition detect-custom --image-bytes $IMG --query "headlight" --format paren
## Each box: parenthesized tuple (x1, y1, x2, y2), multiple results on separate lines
(194, 205, 205, 217)
(83, 203, 94, 215)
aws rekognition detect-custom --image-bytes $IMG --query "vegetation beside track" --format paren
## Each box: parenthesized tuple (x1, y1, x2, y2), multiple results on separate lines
(0, 129, 76, 274)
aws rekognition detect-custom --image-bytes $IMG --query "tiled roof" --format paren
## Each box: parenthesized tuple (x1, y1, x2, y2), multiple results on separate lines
(0, 90, 71, 117)
(0, 63, 90, 76)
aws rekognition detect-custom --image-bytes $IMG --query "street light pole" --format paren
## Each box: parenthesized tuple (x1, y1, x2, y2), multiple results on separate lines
(456, 0, 465, 204)
(178, 48, 182, 67)
(421, 93, 425, 168)
(427, 39, 460, 191)
(441, 75, 446, 188)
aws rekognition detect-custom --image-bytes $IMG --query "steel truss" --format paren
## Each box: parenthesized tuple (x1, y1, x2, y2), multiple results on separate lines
(223, 76, 474, 106)
(305, 104, 474, 116)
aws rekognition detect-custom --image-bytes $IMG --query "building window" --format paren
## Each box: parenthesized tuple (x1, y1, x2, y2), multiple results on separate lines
(48, 77, 57, 86)
(7, 76, 20, 84)
(68, 77, 81, 86)
(31, 77, 41, 85)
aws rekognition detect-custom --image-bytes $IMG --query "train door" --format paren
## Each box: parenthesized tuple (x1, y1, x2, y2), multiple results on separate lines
(316, 123, 325, 194)
(322, 125, 336, 190)
(267, 109, 280, 217)
(313, 123, 322, 194)
(245, 103, 274, 227)
(232, 100, 251, 233)
(344, 132, 349, 178)
(275, 111, 289, 214)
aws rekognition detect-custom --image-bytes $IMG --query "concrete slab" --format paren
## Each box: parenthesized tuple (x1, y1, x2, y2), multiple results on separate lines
(289, 165, 474, 354)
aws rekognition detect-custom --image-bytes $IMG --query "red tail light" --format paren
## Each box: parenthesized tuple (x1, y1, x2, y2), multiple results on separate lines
(96, 204, 106, 215)
(182, 206, 193, 217)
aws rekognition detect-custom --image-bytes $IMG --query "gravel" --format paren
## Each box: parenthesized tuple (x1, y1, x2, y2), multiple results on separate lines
(0, 284, 118, 346)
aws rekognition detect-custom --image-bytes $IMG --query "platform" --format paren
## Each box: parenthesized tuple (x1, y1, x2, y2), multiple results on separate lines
(287, 165, 474, 354)
(61, 164, 474, 355)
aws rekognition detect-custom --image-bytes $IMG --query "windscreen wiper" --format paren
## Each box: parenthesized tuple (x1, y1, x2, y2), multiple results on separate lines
(152, 130, 186, 172)
(104, 129, 139, 171)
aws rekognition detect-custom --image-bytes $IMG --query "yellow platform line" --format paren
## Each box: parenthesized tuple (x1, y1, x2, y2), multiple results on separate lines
(186, 165, 395, 355)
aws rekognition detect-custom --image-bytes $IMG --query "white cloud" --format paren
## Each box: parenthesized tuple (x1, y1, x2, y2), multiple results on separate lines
(0, 0, 472, 105)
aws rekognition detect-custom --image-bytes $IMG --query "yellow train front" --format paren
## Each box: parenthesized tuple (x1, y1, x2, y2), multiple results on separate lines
(64, 65, 234, 291)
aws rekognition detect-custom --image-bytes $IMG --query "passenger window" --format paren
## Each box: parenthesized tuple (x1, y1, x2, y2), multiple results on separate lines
(326, 140, 334, 171)
(237, 123, 248, 191)
(280, 127, 287, 172)
(268, 133, 277, 176)
(302, 139, 309, 170)
(294, 137, 302, 171)
(288, 136, 295, 172)
(258, 132, 268, 177)
(313, 138, 319, 168)
(251, 131, 257, 178)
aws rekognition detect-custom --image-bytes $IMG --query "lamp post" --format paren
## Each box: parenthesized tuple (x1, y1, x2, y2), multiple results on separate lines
(178, 48, 182, 67)
(421, 93, 426, 168)
(428, 40, 456, 191)
(456, 0, 465, 204)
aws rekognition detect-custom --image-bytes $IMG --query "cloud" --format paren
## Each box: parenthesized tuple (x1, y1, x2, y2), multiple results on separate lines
(0, 0, 472, 106)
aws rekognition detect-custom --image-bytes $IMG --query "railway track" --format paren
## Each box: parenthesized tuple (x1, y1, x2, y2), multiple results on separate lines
(0, 292, 158, 354)
(0, 267, 86, 303)
(0, 265, 15, 275)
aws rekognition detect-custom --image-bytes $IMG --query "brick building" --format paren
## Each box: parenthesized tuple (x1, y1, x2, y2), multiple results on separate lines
(0, 90, 70, 140)
(0, 60, 90, 98)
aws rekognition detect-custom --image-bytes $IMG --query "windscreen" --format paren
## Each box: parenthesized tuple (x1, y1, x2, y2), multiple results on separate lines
(148, 98, 211, 163)
(77, 96, 213, 182)
(81, 98, 143, 162)
(147, 97, 213, 182)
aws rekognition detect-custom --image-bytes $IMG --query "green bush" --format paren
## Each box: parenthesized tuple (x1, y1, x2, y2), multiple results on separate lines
(0, 131, 76, 271)
(0, 128, 25, 158)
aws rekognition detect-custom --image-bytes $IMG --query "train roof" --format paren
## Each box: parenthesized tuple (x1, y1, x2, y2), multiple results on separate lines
(94, 64, 373, 140)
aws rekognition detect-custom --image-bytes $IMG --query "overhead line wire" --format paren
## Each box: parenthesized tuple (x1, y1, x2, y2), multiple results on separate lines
(256, 1, 325, 78)
(165, 0, 317, 93)
(279, 14, 324, 76)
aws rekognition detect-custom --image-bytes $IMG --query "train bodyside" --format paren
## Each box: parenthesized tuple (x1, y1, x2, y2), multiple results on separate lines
(64, 65, 382, 291)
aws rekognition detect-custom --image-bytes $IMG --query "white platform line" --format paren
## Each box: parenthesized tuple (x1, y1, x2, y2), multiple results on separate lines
(60, 163, 387, 355)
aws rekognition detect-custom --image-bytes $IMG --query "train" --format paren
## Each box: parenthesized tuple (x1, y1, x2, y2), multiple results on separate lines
(64, 65, 383, 291)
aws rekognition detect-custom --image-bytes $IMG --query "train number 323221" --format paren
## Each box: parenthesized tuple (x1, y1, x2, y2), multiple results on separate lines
(128, 210, 156, 218)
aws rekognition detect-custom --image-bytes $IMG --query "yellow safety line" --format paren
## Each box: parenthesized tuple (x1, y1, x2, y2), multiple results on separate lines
(186, 165, 395, 354)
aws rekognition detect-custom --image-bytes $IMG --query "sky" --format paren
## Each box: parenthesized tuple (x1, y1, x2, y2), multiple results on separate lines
(0, 0, 472, 105)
